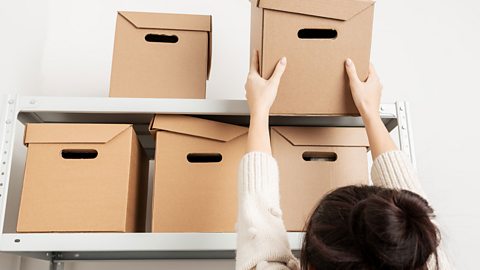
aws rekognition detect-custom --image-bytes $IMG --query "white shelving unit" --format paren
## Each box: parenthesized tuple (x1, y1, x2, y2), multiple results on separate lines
(0, 95, 415, 270)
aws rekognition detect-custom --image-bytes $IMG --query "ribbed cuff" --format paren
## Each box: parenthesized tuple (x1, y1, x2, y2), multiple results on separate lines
(238, 152, 280, 205)
(371, 151, 426, 197)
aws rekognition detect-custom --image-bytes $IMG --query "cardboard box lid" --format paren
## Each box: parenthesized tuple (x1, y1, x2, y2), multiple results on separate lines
(150, 115, 247, 142)
(118, 11, 213, 78)
(24, 124, 132, 145)
(272, 126, 369, 147)
(256, 0, 375, 21)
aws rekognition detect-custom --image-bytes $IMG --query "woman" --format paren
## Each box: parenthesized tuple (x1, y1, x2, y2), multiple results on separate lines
(236, 53, 452, 269)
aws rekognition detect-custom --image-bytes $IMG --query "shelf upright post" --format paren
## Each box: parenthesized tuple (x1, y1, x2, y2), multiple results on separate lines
(396, 101, 417, 167)
(0, 95, 19, 233)
(49, 252, 64, 270)
(50, 260, 64, 270)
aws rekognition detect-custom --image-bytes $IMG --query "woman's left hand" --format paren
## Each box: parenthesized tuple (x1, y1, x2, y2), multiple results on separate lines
(245, 51, 287, 116)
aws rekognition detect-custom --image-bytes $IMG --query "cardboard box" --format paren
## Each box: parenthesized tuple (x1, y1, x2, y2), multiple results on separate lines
(271, 126, 369, 231)
(110, 11, 212, 99)
(251, 0, 375, 115)
(149, 115, 247, 232)
(17, 124, 149, 233)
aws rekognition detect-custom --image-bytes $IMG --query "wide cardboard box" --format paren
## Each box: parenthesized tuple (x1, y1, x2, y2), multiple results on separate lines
(17, 124, 149, 233)
(110, 11, 212, 98)
(271, 126, 369, 231)
(149, 115, 247, 232)
(251, 0, 375, 115)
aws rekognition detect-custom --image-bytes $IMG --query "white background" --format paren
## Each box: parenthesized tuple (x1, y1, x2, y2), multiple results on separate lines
(1, 0, 479, 269)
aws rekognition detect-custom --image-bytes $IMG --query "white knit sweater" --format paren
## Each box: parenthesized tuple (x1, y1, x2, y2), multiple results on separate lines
(236, 151, 453, 270)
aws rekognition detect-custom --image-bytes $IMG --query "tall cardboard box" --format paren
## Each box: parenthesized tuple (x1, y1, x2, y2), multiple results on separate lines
(17, 124, 149, 232)
(110, 11, 212, 98)
(251, 0, 375, 115)
(271, 126, 369, 231)
(149, 115, 247, 232)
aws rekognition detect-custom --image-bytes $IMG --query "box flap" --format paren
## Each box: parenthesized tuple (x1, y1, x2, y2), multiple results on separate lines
(118, 11, 211, 32)
(150, 115, 247, 142)
(118, 11, 212, 79)
(24, 124, 132, 145)
(271, 126, 369, 147)
(257, 0, 375, 21)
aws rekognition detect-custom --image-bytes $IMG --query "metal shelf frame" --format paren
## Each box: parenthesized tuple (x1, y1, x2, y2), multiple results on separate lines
(0, 95, 416, 269)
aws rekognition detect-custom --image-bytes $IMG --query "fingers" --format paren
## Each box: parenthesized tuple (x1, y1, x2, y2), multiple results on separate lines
(268, 57, 287, 83)
(345, 58, 361, 85)
(249, 50, 260, 77)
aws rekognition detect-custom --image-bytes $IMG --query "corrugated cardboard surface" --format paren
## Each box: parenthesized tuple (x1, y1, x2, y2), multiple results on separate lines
(150, 115, 247, 232)
(17, 124, 148, 233)
(149, 114, 248, 142)
(109, 11, 211, 98)
(257, 0, 373, 21)
(251, 0, 375, 115)
(271, 127, 369, 231)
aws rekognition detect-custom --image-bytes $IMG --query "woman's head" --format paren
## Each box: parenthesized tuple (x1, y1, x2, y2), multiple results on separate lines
(301, 185, 439, 270)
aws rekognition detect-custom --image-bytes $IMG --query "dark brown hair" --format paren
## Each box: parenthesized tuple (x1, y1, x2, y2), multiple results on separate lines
(300, 185, 439, 270)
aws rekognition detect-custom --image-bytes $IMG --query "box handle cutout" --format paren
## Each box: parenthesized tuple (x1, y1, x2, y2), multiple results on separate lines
(187, 153, 222, 163)
(145, 34, 179, 43)
(61, 149, 98, 159)
(302, 152, 337, 162)
(298, 29, 337, 40)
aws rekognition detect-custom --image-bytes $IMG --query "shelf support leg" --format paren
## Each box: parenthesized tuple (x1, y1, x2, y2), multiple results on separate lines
(0, 95, 19, 232)
(396, 101, 417, 167)
(49, 261, 64, 270)
(49, 252, 64, 270)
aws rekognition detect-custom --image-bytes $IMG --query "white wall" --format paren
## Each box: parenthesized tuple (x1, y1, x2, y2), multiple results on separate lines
(1, 0, 479, 269)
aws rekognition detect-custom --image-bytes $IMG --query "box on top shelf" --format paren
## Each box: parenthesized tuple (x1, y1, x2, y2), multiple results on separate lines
(109, 11, 212, 99)
(271, 126, 369, 231)
(149, 115, 247, 232)
(251, 0, 375, 115)
(17, 124, 149, 233)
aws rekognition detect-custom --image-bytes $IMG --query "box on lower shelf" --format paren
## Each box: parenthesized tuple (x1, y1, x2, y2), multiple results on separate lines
(17, 123, 149, 233)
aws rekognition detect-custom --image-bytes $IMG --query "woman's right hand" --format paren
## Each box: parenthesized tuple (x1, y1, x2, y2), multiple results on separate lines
(345, 58, 383, 120)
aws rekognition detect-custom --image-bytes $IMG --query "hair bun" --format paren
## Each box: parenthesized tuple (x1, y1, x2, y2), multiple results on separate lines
(349, 189, 439, 269)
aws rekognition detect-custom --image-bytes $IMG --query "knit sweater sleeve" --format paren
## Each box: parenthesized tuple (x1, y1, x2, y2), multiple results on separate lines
(371, 151, 454, 270)
(236, 152, 300, 270)
(371, 150, 426, 196)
